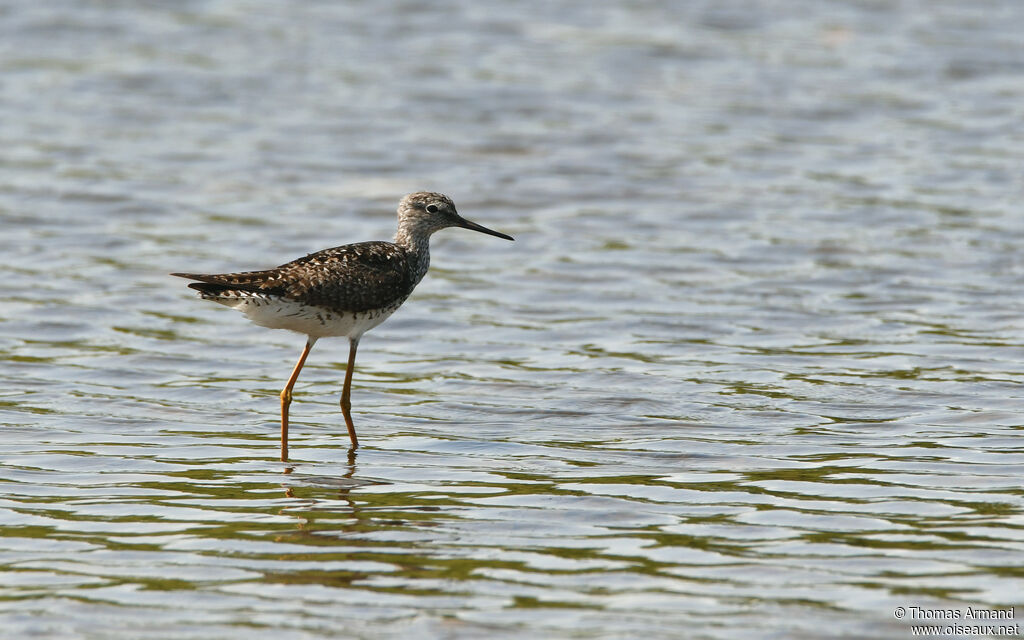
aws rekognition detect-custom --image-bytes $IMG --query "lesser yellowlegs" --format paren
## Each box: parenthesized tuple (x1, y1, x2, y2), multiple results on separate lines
(172, 192, 514, 461)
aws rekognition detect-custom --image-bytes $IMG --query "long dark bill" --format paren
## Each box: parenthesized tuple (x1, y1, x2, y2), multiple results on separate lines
(457, 217, 515, 241)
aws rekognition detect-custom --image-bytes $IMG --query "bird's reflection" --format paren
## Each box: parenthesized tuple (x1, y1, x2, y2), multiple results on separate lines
(281, 445, 359, 501)
(273, 441, 443, 555)
(273, 447, 369, 547)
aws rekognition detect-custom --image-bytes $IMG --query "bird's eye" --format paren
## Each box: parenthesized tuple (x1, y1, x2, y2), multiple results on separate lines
(425, 204, 439, 213)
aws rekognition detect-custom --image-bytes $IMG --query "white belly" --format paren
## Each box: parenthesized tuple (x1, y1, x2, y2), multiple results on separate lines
(207, 292, 405, 339)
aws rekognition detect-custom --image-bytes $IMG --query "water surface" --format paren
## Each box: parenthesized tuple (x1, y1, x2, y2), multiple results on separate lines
(1, 1, 1023, 638)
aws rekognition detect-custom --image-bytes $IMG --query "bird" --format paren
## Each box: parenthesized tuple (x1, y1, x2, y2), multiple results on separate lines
(172, 192, 514, 461)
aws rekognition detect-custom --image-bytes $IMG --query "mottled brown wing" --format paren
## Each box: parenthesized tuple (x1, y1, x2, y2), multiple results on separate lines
(172, 241, 415, 313)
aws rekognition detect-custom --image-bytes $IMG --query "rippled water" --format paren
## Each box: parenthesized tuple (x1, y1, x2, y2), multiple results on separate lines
(2, 1, 1024, 638)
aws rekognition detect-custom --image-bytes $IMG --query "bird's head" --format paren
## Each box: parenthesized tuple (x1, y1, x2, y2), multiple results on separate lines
(397, 192, 514, 241)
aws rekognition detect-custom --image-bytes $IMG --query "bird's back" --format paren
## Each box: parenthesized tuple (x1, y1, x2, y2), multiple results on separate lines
(173, 241, 418, 338)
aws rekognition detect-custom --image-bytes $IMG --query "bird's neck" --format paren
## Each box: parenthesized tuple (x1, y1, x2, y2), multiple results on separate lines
(394, 227, 432, 285)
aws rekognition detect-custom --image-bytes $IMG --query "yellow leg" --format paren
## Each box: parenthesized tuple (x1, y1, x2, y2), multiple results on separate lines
(340, 337, 360, 448)
(280, 338, 316, 462)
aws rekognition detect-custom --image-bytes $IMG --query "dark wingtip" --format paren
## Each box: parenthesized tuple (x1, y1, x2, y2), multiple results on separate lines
(186, 282, 233, 295)
(172, 273, 232, 295)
